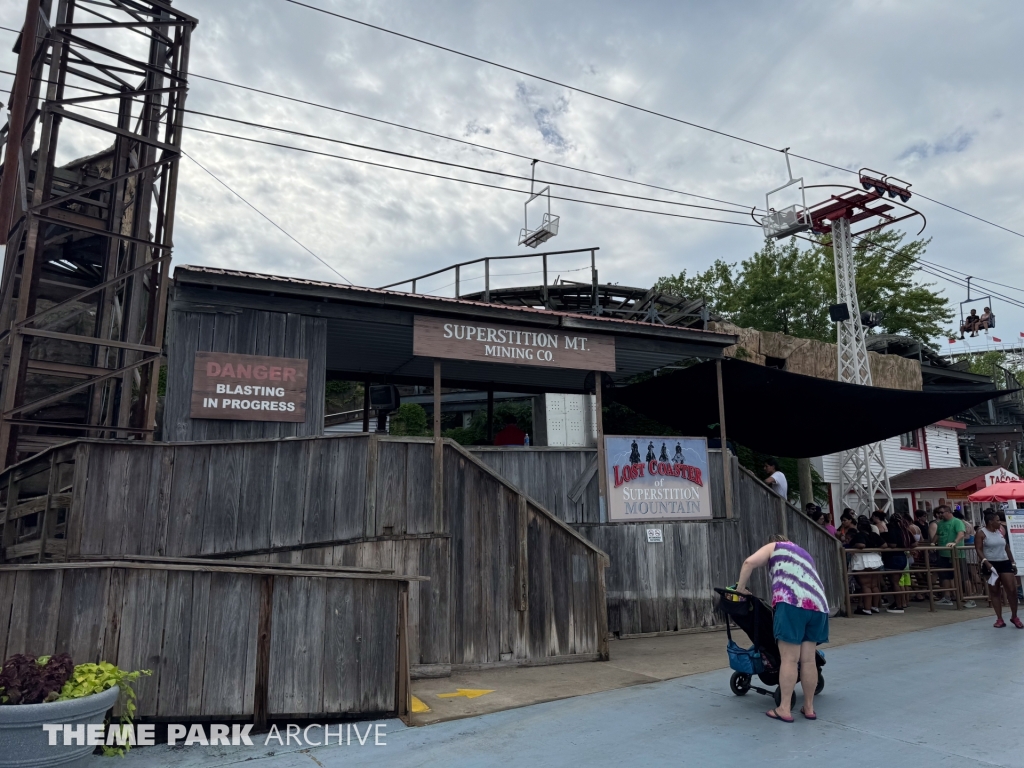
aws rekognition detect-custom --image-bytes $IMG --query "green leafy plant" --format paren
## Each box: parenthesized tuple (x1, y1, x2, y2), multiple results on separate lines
(389, 403, 430, 436)
(58, 661, 151, 756)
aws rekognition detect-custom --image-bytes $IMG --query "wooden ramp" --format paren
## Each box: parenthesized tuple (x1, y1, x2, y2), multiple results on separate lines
(0, 435, 609, 682)
(470, 446, 845, 637)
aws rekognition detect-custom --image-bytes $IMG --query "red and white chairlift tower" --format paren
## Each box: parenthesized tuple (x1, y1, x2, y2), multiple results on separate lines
(759, 157, 925, 517)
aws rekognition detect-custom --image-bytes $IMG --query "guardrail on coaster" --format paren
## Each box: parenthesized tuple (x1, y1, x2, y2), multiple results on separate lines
(0, 435, 609, 677)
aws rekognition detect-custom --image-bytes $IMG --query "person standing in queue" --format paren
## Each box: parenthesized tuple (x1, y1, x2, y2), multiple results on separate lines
(975, 511, 1022, 628)
(735, 535, 829, 723)
(934, 505, 966, 606)
(763, 458, 788, 500)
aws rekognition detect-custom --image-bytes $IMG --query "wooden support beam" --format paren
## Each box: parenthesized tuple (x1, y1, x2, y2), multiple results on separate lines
(433, 362, 441, 439)
(253, 574, 273, 732)
(716, 359, 734, 519)
(594, 371, 608, 523)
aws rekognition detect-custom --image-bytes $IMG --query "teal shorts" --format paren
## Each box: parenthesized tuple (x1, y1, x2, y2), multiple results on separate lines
(773, 602, 829, 645)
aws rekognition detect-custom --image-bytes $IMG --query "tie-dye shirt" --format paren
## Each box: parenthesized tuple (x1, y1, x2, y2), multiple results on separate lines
(769, 542, 829, 614)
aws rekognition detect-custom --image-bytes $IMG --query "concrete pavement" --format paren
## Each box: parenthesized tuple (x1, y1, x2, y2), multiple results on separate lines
(411, 600, 990, 725)
(120, 613, 1023, 768)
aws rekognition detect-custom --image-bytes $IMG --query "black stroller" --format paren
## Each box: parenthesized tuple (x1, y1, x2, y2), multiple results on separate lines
(714, 587, 825, 707)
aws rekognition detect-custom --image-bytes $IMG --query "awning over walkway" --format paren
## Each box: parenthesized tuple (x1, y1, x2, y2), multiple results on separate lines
(612, 358, 1009, 458)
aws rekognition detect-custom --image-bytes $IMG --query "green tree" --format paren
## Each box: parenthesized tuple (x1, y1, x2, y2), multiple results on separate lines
(656, 231, 952, 343)
(389, 403, 430, 436)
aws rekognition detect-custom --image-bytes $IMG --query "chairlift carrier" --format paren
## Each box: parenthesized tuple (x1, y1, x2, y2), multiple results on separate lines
(519, 159, 560, 248)
(759, 149, 811, 239)
(959, 277, 995, 333)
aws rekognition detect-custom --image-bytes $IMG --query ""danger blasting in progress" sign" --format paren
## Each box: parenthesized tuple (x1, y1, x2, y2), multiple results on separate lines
(190, 351, 308, 422)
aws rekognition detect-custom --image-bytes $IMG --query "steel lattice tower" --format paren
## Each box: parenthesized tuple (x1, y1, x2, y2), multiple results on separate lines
(0, 0, 196, 467)
(831, 217, 893, 517)
(760, 163, 921, 519)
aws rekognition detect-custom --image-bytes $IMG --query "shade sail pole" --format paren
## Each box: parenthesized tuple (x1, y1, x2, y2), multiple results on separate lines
(716, 359, 734, 520)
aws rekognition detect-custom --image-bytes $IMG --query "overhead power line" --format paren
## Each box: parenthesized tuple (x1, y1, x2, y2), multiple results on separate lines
(182, 150, 353, 284)
(280, 0, 1024, 241)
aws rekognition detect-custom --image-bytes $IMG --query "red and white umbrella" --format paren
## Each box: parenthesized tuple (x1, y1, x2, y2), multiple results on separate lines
(969, 480, 1024, 502)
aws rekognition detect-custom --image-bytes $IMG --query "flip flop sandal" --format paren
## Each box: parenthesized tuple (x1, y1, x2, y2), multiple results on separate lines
(800, 707, 817, 720)
(1012, 617, 1024, 629)
(994, 618, 1006, 628)
(766, 709, 794, 723)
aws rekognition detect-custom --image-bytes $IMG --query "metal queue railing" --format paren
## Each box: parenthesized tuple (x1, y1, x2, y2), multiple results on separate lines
(840, 544, 1001, 617)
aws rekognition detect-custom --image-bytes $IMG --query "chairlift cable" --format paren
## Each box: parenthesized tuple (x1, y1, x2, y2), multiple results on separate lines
(182, 150, 353, 284)
(185, 125, 763, 229)
(278, 0, 1024, 241)
(0, 68, 759, 217)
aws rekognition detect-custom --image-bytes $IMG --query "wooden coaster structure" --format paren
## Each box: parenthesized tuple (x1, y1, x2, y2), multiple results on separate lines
(0, 0, 196, 468)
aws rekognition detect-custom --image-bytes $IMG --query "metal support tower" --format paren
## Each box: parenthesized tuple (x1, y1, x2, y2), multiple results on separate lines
(0, 0, 196, 467)
(831, 216, 893, 517)
(759, 165, 922, 518)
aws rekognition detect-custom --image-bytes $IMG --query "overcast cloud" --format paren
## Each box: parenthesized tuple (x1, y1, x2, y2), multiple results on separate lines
(2, 0, 1022, 351)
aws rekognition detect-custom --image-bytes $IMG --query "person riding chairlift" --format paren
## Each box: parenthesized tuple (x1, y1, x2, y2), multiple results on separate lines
(960, 309, 981, 339)
(979, 306, 994, 333)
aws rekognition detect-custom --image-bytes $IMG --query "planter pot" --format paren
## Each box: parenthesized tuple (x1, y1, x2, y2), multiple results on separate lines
(0, 685, 119, 768)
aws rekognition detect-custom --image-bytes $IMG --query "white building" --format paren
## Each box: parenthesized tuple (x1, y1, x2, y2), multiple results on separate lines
(816, 420, 966, 518)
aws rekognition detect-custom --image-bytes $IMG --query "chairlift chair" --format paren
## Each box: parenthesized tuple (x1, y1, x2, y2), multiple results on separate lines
(519, 160, 560, 248)
(959, 277, 995, 338)
(760, 149, 811, 239)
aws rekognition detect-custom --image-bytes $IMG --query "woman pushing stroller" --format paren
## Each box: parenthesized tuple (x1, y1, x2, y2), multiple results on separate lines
(735, 535, 830, 723)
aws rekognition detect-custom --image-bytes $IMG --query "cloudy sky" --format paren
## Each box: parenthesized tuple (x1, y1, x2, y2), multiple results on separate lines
(3, 0, 1022, 351)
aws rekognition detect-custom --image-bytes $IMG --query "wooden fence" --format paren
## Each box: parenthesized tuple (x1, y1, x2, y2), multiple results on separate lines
(472, 446, 845, 637)
(0, 435, 609, 676)
(0, 560, 415, 724)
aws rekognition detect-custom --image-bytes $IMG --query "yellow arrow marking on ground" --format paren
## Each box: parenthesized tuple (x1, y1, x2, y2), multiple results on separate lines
(437, 689, 495, 699)
(411, 695, 431, 713)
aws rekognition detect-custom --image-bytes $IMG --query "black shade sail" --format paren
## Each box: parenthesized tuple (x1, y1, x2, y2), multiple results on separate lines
(611, 358, 1008, 458)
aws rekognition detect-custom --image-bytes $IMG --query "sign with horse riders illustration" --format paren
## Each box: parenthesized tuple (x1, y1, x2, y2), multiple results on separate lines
(604, 435, 713, 521)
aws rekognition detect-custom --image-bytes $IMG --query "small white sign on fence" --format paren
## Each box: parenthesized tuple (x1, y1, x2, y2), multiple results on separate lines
(646, 528, 663, 543)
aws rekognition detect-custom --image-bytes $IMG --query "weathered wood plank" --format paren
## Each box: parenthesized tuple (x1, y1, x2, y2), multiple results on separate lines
(202, 572, 254, 715)
(322, 577, 360, 713)
(55, 567, 110, 663)
(202, 443, 244, 554)
(165, 445, 211, 557)
(329, 435, 368, 541)
(185, 572, 212, 716)
(269, 440, 310, 548)
(157, 570, 194, 716)
(375, 441, 407, 536)
(236, 441, 277, 552)
(268, 575, 326, 715)
(139, 446, 174, 557)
